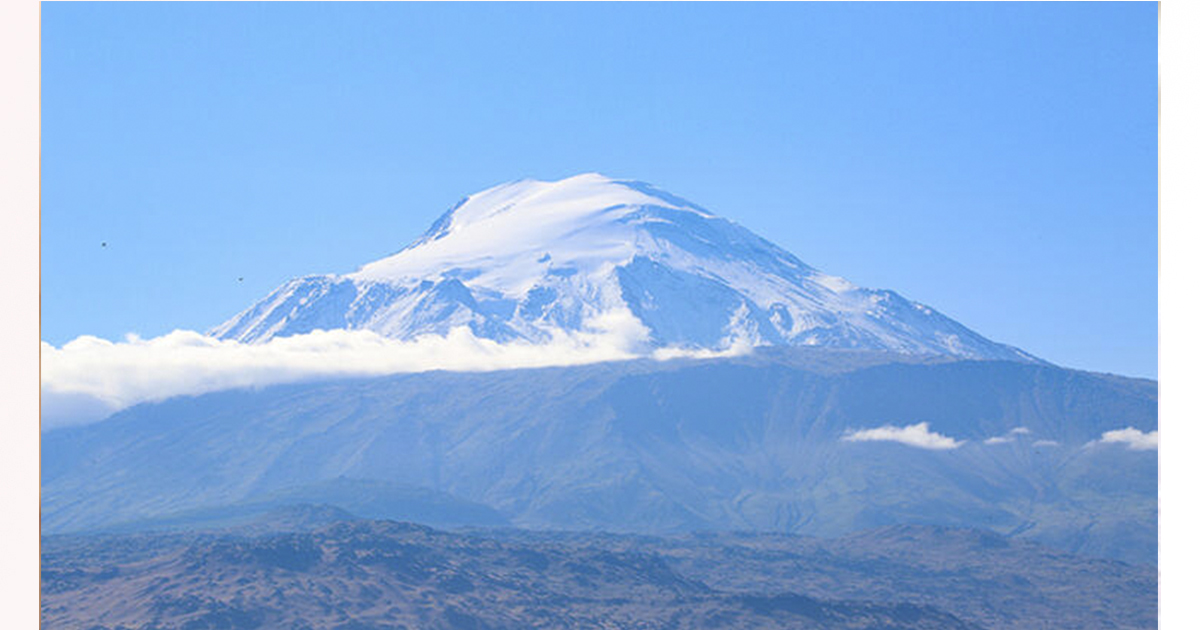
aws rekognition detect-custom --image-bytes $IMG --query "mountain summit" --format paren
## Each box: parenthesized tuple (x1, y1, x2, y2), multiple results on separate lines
(213, 173, 1034, 361)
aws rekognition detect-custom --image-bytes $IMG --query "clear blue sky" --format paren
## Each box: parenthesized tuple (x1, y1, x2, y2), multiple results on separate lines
(41, 2, 1158, 377)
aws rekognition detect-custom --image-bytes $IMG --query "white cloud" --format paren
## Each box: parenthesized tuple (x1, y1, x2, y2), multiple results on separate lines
(983, 426, 1033, 445)
(841, 422, 963, 450)
(1097, 427, 1159, 451)
(40, 310, 749, 430)
(1032, 439, 1060, 447)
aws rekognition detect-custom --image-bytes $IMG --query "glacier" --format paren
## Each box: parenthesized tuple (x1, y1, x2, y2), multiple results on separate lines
(212, 173, 1037, 362)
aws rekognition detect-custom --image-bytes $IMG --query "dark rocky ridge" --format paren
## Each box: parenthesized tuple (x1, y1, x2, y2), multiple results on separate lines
(40, 517, 1154, 630)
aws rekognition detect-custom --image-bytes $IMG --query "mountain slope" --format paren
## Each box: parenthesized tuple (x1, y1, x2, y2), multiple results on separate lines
(41, 349, 1156, 564)
(211, 174, 1036, 361)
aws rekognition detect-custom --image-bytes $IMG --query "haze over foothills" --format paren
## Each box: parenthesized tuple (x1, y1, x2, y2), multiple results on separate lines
(41, 2, 1156, 379)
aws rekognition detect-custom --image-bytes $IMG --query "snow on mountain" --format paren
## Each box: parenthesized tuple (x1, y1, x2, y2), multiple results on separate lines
(211, 173, 1036, 362)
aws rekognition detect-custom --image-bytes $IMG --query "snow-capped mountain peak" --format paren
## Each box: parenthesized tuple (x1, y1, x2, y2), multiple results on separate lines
(212, 174, 1036, 363)
(351, 173, 713, 292)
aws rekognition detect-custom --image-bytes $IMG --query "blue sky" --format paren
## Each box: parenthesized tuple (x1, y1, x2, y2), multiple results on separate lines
(41, 2, 1157, 377)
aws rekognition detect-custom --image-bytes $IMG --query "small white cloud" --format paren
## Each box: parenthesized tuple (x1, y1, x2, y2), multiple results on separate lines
(983, 426, 1033, 445)
(1032, 439, 1060, 447)
(842, 422, 963, 450)
(1098, 427, 1159, 451)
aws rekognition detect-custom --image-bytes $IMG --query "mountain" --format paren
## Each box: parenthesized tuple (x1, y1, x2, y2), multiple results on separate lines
(41, 348, 1157, 564)
(211, 173, 1036, 362)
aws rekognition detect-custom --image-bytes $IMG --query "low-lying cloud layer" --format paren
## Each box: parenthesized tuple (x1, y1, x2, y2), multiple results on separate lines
(841, 422, 963, 450)
(41, 313, 749, 430)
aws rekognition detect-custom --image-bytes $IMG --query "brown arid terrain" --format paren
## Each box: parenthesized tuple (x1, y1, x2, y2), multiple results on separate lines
(41, 510, 1154, 630)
